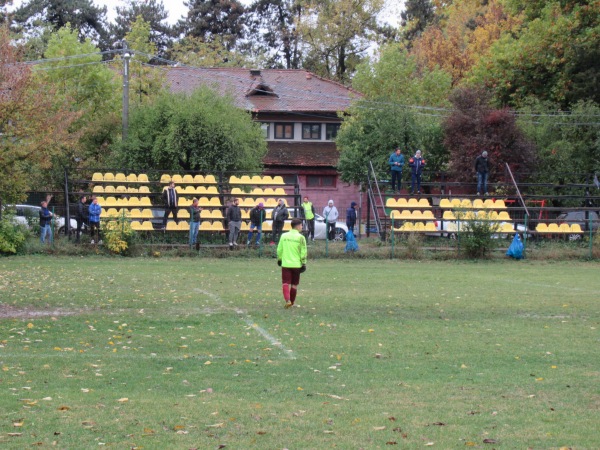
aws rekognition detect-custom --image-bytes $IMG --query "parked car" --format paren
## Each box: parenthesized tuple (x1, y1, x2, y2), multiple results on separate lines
(556, 210, 599, 240)
(312, 213, 348, 241)
(5, 204, 77, 235)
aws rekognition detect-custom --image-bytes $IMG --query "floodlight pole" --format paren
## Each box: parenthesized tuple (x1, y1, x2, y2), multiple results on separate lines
(122, 41, 131, 141)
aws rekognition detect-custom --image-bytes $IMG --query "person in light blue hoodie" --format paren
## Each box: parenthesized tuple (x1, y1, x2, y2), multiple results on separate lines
(88, 196, 102, 244)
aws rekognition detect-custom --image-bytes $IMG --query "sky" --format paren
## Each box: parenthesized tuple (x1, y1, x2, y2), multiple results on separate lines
(8, 0, 402, 26)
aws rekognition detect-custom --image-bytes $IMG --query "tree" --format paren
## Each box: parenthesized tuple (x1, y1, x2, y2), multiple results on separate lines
(469, 0, 600, 108)
(109, 0, 175, 58)
(169, 35, 250, 67)
(0, 25, 80, 204)
(12, 0, 109, 48)
(178, 0, 245, 51)
(400, 0, 436, 45)
(243, 0, 303, 69)
(442, 87, 536, 185)
(336, 45, 451, 184)
(297, 0, 384, 83)
(116, 87, 267, 173)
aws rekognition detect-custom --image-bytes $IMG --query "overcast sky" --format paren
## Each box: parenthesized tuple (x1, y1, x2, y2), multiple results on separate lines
(8, 0, 402, 26)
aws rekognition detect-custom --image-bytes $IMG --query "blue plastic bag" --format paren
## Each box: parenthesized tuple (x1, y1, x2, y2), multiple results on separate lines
(506, 234, 524, 259)
(345, 230, 359, 252)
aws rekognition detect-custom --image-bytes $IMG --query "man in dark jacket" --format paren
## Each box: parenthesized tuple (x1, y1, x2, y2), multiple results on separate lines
(475, 151, 489, 195)
(346, 201, 358, 234)
(227, 198, 242, 249)
(271, 198, 289, 244)
(162, 181, 178, 227)
(408, 150, 426, 194)
(75, 195, 88, 243)
(247, 202, 266, 246)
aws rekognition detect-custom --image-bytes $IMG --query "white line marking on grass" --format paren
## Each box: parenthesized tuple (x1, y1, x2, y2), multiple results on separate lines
(194, 289, 296, 360)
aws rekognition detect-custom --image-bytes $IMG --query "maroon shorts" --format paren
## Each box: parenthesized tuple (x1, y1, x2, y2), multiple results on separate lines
(282, 267, 301, 285)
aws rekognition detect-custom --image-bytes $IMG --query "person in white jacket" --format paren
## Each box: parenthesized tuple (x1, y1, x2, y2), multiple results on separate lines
(322, 200, 339, 241)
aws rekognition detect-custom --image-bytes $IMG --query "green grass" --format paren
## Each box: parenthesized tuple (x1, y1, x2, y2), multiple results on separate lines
(1, 257, 599, 449)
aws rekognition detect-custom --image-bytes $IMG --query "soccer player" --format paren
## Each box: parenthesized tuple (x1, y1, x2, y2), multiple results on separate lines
(277, 218, 307, 308)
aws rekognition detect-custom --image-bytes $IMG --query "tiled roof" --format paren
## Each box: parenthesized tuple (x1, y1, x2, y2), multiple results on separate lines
(166, 68, 361, 113)
(264, 142, 339, 167)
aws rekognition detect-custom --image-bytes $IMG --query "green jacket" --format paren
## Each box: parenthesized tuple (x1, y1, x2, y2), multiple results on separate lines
(277, 229, 307, 268)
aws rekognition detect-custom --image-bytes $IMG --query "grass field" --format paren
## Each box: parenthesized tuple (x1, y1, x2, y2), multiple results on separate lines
(1, 256, 599, 449)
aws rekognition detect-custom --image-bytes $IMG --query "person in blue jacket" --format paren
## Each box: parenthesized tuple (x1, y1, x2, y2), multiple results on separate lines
(346, 202, 357, 234)
(88, 196, 102, 244)
(408, 150, 426, 194)
(388, 147, 405, 193)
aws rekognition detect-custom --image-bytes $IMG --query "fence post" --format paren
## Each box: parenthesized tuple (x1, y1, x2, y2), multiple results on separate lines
(390, 216, 394, 259)
(523, 213, 528, 259)
(589, 215, 594, 260)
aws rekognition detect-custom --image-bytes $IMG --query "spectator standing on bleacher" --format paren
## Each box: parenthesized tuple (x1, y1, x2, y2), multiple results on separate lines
(189, 198, 202, 250)
(227, 197, 242, 249)
(75, 195, 88, 244)
(301, 196, 315, 242)
(475, 151, 489, 196)
(271, 198, 289, 244)
(39, 200, 54, 244)
(409, 150, 426, 195)
(162, 181, 179, 227)
(388, 147, 405, 193)
(323, 200, 339, 241)
(247, 202, 265, 246)
(88, 196, 102, 244)
(346, 201, 358, 234)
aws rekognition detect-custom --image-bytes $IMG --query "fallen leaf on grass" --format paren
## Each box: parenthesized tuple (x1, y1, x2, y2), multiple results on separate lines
(483, 439, 497, 444)
(465, 442, 477, 446)
(81, 421, 96, 427)
(57, 406, 70, 411)
(386, 442, 397, 445)
(12, 422, 23, 427)
(7, 433, 23, 437)
(373, 426, 386, 431)
(256, 431, 267, 435)
(173, 425, 185, 430)
(117, 398, 129, 403)
(206, 423, 224, 428)
(431, 422, 446, 426)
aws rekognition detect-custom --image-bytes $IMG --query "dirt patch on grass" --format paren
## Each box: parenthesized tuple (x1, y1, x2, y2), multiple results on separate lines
(0, 303, 79, 319)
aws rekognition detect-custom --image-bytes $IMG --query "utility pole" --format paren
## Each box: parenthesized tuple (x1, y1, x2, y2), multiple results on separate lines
(122, 41, 131, 141)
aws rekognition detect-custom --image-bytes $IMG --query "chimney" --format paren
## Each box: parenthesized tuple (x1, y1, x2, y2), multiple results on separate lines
(250, 69, 261, 77)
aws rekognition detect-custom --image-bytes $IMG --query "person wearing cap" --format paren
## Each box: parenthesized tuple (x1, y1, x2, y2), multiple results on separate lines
(346, 201, 358, 234)
(475, 151, 489, 195)
(322, 200, 339, 241)
(277, 218, 307, 309)
(189, 198, 202, 250)
(388, 147, 405, 193)
(226, 198, 242, 249)
(247, 202, 266, 246)
(301, 196, 316, 242)
(271, 198, 289, 244)
(408, 150, 426, 194)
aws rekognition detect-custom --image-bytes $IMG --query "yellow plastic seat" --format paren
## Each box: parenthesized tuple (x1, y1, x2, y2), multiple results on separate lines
(487, 211, 499, 220)
(238, 175, 252, 184)
(211, 210, 224, 219)
(386, 198, 397, 208)
(251, 175, 263, 184)
(547, 223, 560, 233)
(199, 221, 212, 231)
(459, 199, 472, 209)
(483, 199, 495, 208)
(141, 221, 154, 230)
(166, 221, 179, 231)
(231, 188, 244, 195)
(443, 211, 456, 220)
(104, 185, 115, 193)
(92, 172, 103, 182)
(272, 176, 284, 185)
(558, 223, 571, 233)
(412, 210, 423, 219)
(141, 209, 153, 218)
(494, 200, 507, 209)
(252, 187, 264, 195)
(241, 221, 250, 231)
(266, 198, 279, 207)
(127, 187, 139, 193)
(390, 210, 402, 219)
(104, 172, 115, 182)
(283, 221, 292, 231)
(274, 188, 286, 196)
(500, 223, 515, 233)
(182, 174, 194, 184)
(400, 222, 414, 231)
(92, 186, 104, 193)
(536, 223, 548, 233)
(198, 197, 211, 207)
(178, 220, 189, 230)
(126, 173, 138, 183)
(94, 196, 106, 204)
(130, 221, 143, 230)
(425, 222, 437, 232)
(106, 208, 120, 217)
(195, 186, 206, 194)
(206, 186, 219, 194)
(179, 198, 192, 207)
(139, 197, 152, 206)
(116, 185, 127, 193)
(129, 209, 143, 218)
(570, 224, 583, 233)
(211, 221, 224, 231)
(450, 198, 462, 208)
(104, 196, 118, 206)
(229, 175, 241, 184)
(418, 198, 431, 208)
(407, 198, 419, 208)
(439, 199, 452, 208)
(397, 210, 412, 219)
(184, 186, 196, 195)
(263, 188, 275, 196)
(422, 210, 434, 220)
(204, 174, 217, 184)
(414, 222, 425, 231)
(262, 221, 272, 231)
(472, 199, 484, 209)
(137, 174, 149, 183)
(138, 186, 150, 194)
(128, 197, 140, 207)
(115, 173, 127, 182)
(262, 175, 274, 184)
(396, 198, 408, 208)
(178, 209, 190, 219)
(209, 197, 222, 207)
(462, 211, 476, 221)
(194, 174, 204, 184)
(200, 209, 212, 219)
(171, 174, 183, 184)
(160, 174, 171, 183)
(497, 211, 512, 221)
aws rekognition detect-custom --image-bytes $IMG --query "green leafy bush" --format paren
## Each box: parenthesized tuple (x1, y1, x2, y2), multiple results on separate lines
(458, 211, 500, 259)
(0, 216, 28, 255)
(102, 213, 137, 255)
